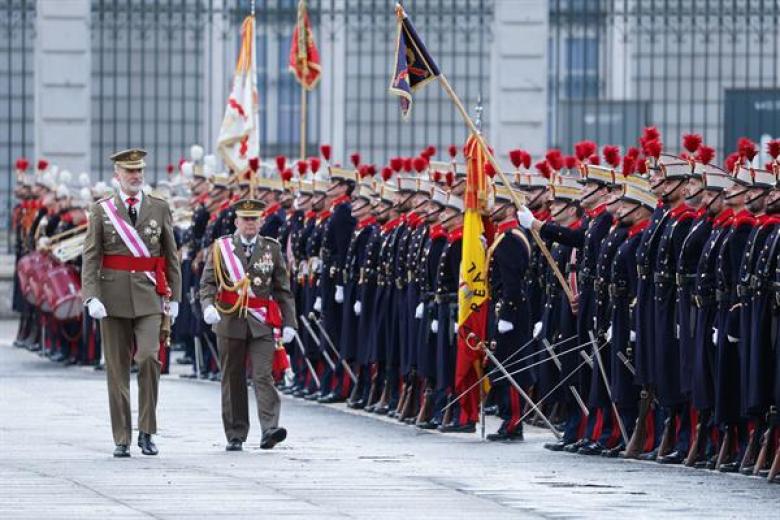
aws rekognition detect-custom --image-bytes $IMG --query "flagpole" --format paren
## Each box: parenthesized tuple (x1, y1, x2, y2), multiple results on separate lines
(435, 72, 576, 304)
(300, 86, 307, 160)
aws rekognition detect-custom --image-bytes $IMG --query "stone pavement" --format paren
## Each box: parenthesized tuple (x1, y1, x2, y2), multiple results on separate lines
(0, 322, 778, 519)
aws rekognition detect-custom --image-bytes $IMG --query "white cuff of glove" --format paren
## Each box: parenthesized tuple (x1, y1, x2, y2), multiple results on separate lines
(430, 320, 439, 334)
(712, 328, 718, 345)
(516, 207, 537, 229)
(313, 297, 322, 312)
(353, 301, 362, 316)
(605, 325, 613, 343)
(497, 319, 514, 334)
(334, 285, 344, 303)
(203, 304, 221, 325)
(167, 301, 179, 320)
(533, 321, 543, 338)
(453, 323, 458, 334)
(282, 326, 296, 344)
(415, 302, 424, 319)
(727, 334, 739, 343)
(629, 330, 636, 342)
(86, 298, 107, 320)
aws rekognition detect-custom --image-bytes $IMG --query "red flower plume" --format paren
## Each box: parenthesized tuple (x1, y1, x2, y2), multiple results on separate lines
(366, 164, 377, 177)
(15, 157, 29, 171)
(509, 149, 524, 169)
(588, 155, 601, 165)
(535, 160, 552, 179)
(643, 139, 662, 159)
(636, 156, 648, 174)
(358, 165, 368, 178)
(282, 168, 294, 182)
(381, 166, 393, 182)
(545, 149, 564, 171)
(402, 157, 413, 172)
(297, 160, 308, 175)
(575, 140, 597, 161)
(603, 145, 621, 168)
(696, 145, 715, 166)
(643, 126, 660, 141)
(432, 170, 442, 183)
(521, 151, 532, 169)
(413, 156, 428, 173)
(166, 164, 174, 174)
(682, 133, 702, 154)
(737, 137, 757, 161)
(248, 157, 260, 172)
(622, 156, 636, 177)
(309, 157, 321, 173)
(275, 155, 286, 172)
(390, 157, 403, 172)
(724, 152, 740, 174)
(350, 152, 361, 168)
(626, 146, 640, 159)
(320, 144, 332, 161)
(445, 170, 455, 187)
(767, 139, 780, 159)
(37, 159, 48, 171)
(564, 155, 578, 170)
(448, 145, 458, 159)
(422, 145, 436, 159)
(485, 161, 496, 178)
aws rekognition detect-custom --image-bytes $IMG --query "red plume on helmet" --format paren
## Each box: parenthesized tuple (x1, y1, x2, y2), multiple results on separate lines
(509, 149, 524, 169)
(574, 140, 597, 161)
(275, 155, 286, 172)
(390, 157, 403, 172)
(350, 152, 361, 168)
(521, 151, 532, 169)
(564, 155, 578, 170)
(166, 164, 174, 175)
(413, 156, 428, 173)
(366, 164, 377, 177)
(603, 145, 621, 168)
(643, 126, 660, 142)
(422, 145, 436, 159)
(432, 170, 442, 183)
(767, 139, 780, 160)
(402, 157, 413, 172)
(320, 144, 332, 161)
(625, 146, 640, 160)
(309, 157, 321, 173)
(535, 160, 552, 179)
(695, 145, 715, 166)
(588, 155, 601, 165)
(448, 145, 458, 159)
(445, 170, 455, 187)
(37, 159, 48, 171)
(635, 156, 648, 174)
(281, 168, 294, 182)
(296, 160, 308, 175)
(622, 156, 636, 177)
(381, 166, 393, 182)
(643, 139, 662, 159)
(545, 149, 564, 171)
(15, 157, 29, 171)
(248, 157, 260, 172)
(485, 161, 496, 178)
(737, 137, 757, 162)
(682, 133, 702, 154)
(357, 165, 368, 178)
(724, 152, 740, 174)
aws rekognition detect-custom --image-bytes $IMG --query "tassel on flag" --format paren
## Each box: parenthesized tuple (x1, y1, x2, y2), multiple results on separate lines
(389, 3, 441, 120)
(289, 0, 321, 90)
(217, 15, 260, 177)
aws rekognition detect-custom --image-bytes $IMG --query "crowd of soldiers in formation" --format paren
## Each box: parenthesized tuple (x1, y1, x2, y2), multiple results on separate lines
(10, 128, 780, 483)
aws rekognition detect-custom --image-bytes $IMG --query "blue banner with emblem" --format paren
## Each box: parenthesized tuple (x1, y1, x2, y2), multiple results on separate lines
(388, 4, 441, 120)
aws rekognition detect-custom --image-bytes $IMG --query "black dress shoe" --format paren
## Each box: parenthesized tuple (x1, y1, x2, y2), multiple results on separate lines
(486, 430, 524, 442)
(225, 439, 243, 451)
(638, 448, 659, 461)
(544, 440, 574, 452)
(601, 444, 625, 458)
(438, 422, 476, 433)
(304, 392, 321, 401)
(657, 450, 686, 465)
(739, 465, 755, 475)
(694, 456, 717, 470)
(483, 405, 499, 416)
(416, 420, 439, 430)
(137, 432, 158, 456)
(374, 404, 391, 415)
(578, 442, 606, 456)
(563, 439, 589, 453)
(260, 427, 287, 450)
(718, 461, 740, 473)
(347, 399, 366, 410)
(318, 393, 346, 404)
(113, 444, 130, 457)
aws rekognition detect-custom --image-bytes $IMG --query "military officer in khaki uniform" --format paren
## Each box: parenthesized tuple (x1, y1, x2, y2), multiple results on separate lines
(199, 198, 297, 451)
(81, 148, 182, 457)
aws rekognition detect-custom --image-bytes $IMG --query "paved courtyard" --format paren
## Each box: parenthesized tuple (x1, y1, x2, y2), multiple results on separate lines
(0, 321, 778, 519)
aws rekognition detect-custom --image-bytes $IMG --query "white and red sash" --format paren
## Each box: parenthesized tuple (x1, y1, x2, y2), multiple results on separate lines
(217, 236, 277, 329)
(100, 198, 157, 287)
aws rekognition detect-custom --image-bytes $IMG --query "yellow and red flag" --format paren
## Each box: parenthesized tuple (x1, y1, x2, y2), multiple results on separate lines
(455, 134, 491, 423)
(289, 0, 321, 90)
(217, 15, 259, 176)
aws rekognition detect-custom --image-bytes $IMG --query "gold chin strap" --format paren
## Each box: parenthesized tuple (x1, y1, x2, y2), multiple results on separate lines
(212, 241, 251, 318)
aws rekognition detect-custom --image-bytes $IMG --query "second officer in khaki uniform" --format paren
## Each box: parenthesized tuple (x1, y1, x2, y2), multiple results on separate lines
(199, 198, 297, 451)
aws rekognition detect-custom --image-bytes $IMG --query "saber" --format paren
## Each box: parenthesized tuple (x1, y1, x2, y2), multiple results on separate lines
(493, 338, 596, 381)
(293, 331, 321, 388)
(440, 333, 579, 413)
(617, 351, 635, 376)
(299, 314, 336, 371)
(519, 339, 609, 423)
(308, 312, 358, 384)
(539, 338, 589, 417)
(468, 333, 562, 440)
(588, 331, 629, 445)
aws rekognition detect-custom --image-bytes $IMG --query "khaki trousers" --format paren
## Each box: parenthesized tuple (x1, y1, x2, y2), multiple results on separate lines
(100, 314, 162, 446)
(218, 333, 280, 442)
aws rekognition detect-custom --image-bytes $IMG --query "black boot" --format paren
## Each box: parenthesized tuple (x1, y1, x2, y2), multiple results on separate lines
(137, 432, 158, 456)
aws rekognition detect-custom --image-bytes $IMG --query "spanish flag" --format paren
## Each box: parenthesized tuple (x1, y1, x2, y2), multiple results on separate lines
(289, 0, 321, 90)
(455, 134, 490, 423)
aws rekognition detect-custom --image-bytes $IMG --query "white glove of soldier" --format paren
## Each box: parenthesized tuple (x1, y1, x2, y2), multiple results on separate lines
(727, 333, 739, 343)
(203, 304, 221, 325)
(453, 322, 458, 334)
(354, 301, 362, 316)
(167, 301, 179, 324)
(431, 320, 439, 333)
(533, 321, 543, 338)
(86, 298, 107, 320)
(497, 320, 514, 334)
(516, 206, 537, 229)
(630, 330, 636, 342)
(313, 296, 322, 312)
(712, 328, 718, 345)
(415, 302, 424, 319)
(605, 325, 613, 343)
(282, 326, 296, 344)
(335, 285, 345, 303)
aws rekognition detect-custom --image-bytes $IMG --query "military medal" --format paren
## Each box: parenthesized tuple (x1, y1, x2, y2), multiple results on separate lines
(149, 219, 158, 228)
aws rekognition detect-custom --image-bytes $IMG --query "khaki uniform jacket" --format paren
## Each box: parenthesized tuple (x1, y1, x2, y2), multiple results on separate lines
(199, 234, 297, 340)
(81, 192, 182, 318)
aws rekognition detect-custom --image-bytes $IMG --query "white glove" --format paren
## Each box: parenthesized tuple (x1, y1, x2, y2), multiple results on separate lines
(727, 333, 739, 343)
(415, 302, 424, 319)
(282, 326, 296, 344)
(605, 325, 613, 343)
(87, 298, 107, 320)
(516, 206, 536, 229)
(629, 330, 636, 342)
(203, 304, 221, 325)
(497, 320, 514, 334)
(354, 301, 362, 316)
(313, 297, 322, 312)
(334, 285, 344, 303)
(431, 320, 439, 333)
(284, 367, 295, 387)
(167, 301, 179, 324)
(675, 324, 680, 339)
(712, 328, 718, 345)
(453, 322, 458, 334)
(533, 321, 543, 338)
